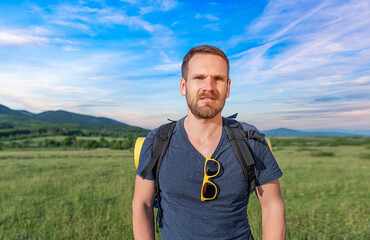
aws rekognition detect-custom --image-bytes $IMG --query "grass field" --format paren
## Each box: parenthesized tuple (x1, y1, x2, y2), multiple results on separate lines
(0, 141, 369, 239)
(0, 149, 136, 239)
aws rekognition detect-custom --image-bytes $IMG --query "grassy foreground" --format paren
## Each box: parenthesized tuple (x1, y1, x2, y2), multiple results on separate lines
(248, 144, 369, 239)
(0, 149, 136, 239)
(0, 143, 369, 239)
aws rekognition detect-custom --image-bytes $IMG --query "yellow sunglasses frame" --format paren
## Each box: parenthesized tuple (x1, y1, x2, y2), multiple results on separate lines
(201, 157, 220, 201)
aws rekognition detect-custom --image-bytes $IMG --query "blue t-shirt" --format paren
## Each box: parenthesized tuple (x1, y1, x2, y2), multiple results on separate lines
(137, 117, 282, 240)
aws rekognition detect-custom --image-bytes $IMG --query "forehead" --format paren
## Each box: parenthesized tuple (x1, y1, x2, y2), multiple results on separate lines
(188, 54, 228, 76)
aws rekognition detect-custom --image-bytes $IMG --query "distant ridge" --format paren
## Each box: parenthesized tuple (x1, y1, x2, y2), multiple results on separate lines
(1, 104, 369, 136)
(263, 127, 367, 137)
(0, 104, 127, 126)
(34, 110, 126, 126)
(15, 110, 35, 116)
(264, 128, 302, 136)
(0, 104, 24, 116)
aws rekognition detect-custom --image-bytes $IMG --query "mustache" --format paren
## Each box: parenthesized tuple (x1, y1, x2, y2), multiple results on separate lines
(197, 92, 219, 100)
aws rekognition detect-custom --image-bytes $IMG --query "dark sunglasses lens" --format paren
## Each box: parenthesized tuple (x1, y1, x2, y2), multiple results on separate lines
(206, 160, 219, 176)
(203, 182, 216, 198)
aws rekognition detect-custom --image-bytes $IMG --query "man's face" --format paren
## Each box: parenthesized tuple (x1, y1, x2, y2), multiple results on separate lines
(180, 53, 231, 119)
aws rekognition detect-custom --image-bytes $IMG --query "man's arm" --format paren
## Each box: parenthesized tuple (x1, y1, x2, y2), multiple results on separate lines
(132, 175, 156, 240)
(255, 179, 286, 240)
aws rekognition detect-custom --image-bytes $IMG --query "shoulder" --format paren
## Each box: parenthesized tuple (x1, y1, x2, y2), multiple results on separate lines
(238, 121, 263, 135)
(236, 120, 269, 155)
(142, 120, 181, 147)
(136, 127, 158, 180)
(142, 127, 159, 146)
(137, 120, 181, 180)
(236, 121, 283, 186)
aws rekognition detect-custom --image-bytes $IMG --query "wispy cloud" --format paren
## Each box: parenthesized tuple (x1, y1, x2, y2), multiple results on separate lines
(194, 13, 220, 31)
(224, 0, 370, 130)
(195, 13, 219, 21)
(120, 0, 179, 14)
(44, 3, 171, 35)
(140, 0, 179, 14)
(0, 0, 369, 130)
(0, 31, 48, 46)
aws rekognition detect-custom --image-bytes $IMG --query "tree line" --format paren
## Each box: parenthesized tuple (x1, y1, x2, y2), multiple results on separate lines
(0, 136, 136, 150)
(0, 125, 148, 140)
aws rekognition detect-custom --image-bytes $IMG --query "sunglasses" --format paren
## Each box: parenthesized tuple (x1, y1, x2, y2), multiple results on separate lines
(201, 157, 221, 201)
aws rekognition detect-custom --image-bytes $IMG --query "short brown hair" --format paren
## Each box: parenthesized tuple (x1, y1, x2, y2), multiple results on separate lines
(181, 45, 230, 80)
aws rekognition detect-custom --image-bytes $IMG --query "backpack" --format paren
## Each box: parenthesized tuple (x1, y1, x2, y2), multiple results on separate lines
(138, 116, 266, 231)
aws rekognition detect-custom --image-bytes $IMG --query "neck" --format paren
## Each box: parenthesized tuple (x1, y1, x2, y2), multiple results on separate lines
(184, 111, 223, 138)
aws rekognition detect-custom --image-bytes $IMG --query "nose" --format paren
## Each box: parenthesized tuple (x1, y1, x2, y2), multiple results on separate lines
(203, 76, 215, 91)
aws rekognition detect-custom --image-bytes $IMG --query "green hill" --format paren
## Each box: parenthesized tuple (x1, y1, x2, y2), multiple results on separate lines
(0, 104, 25, 116)
(263, 127, 361, 137)
(0, 104, 149, 139)
(34, 110, 126, 126)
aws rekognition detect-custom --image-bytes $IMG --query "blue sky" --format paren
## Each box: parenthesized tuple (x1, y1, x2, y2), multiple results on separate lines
(0, 0, 369, 130)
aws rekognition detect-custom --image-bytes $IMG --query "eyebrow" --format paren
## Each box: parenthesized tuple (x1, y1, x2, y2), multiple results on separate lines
(192, 74, 207, 79)
(192, 74, 226, 79)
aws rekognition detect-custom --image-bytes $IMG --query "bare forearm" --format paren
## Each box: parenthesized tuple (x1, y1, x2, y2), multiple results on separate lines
(261, 201, 286, 240)
(132, 203, 155, 240)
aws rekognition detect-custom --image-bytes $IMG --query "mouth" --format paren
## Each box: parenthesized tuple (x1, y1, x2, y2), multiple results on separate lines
(199, 97, 215, 100)
(198, 93, 218, 101)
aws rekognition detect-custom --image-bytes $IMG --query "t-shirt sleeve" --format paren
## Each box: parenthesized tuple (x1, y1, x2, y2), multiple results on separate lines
(136, 128, 158, 181)
(251, 138, 283, 186)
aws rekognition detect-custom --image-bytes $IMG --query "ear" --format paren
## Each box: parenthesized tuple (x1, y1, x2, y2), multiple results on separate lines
(180, 78, 187, 96)
(226, 79, 231, 98)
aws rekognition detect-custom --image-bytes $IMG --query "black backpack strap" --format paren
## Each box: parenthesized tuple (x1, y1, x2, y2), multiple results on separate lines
(223, 118, 257, 195)
(140, 121, 177, 179)
(139, 120, 177, 232)
(247, 129, 265, 142)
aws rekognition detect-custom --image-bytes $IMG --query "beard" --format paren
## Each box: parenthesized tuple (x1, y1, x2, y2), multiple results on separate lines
(185, 89, 226, 119)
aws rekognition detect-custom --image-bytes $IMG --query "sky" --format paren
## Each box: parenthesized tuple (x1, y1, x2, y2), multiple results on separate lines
(0, 0, 369, 130)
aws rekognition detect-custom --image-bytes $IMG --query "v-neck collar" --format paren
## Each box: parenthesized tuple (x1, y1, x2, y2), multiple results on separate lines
(179, 117, 226, 160)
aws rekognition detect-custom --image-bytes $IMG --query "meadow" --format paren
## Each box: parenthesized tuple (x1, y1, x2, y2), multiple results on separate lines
(0, 137, 369, 239)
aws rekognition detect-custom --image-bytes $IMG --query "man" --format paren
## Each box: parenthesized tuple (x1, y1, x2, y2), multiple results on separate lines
(132, 45, 286, 240)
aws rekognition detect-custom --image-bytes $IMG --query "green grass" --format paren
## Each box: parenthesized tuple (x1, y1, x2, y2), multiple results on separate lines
(0, 142, 369, 239)
(0, 149, 136, 239)
(248, 145, 369, 239)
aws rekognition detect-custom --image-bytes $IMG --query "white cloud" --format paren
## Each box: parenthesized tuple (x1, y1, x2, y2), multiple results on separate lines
(0, 32, 48, 46)
(194, 13, 220, 31)
(62, 45, 79, 51)
(99, 14, 166, 33)
(1, 0, 368, 130)
(225, 0, 370, 130)
(153, 62, 181, 71)
(40, 2, 173, 36)
(139, 0, 179, 14)
(51, 19, 91, 32)
(195, 13, 219, 21)
(231, 0, 370, 82)
(120, 0, 140, 4)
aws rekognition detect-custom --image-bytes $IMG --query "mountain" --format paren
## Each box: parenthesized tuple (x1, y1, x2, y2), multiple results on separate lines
(263, 128, 367, 137)
(15, 110, 35, 116)
(1, 104, 368, 137)
(0, 104, 127, 126)
(34, 110, 126, 126)
(263, 128, 303, 136)
(0, 104, 149, 138)
(304, 128, 370, 137)
(0, 104, 25, 116)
